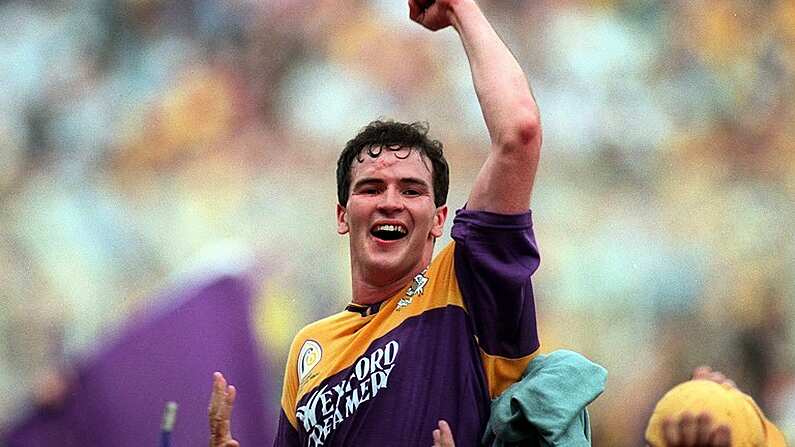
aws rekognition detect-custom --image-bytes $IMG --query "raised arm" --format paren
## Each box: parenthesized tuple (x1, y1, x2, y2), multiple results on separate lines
(410, 0, 541, 213)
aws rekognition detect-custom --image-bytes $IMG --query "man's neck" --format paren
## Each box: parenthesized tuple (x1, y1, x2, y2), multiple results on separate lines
(350, 264, 427, 305)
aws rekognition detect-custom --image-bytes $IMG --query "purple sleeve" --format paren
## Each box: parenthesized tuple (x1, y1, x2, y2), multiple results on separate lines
(273, 410, 300, 446)
(451, 208, 540, 358)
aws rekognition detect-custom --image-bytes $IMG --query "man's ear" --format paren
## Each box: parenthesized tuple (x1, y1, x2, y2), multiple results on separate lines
(336, 203, 349, 235)
(430, 205, 448, 238)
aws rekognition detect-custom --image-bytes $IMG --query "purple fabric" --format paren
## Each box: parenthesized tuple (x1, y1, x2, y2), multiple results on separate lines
(451, 208, 540, 358)
(4, 275, 275, 447)
(278, 306, 488, 447)
(274, 409, 300, 446)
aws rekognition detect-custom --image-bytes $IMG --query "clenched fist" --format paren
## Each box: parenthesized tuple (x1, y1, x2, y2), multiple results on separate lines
(408, 0, 464, 31)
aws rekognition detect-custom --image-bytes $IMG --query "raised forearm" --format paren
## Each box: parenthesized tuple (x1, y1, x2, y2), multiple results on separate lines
(409, 0, 541, 211)
(449, 0, 540, 154)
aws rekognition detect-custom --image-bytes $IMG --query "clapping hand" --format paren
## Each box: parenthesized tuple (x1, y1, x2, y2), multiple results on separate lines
(432, 420, 455, 447)
(208, 372, 240, 447)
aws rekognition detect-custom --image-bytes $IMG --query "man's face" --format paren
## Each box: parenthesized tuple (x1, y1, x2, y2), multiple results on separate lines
(336, 147, 448, 286)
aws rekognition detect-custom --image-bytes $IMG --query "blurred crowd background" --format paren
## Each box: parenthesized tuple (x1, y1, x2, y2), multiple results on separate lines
(1, 0, 793, 445)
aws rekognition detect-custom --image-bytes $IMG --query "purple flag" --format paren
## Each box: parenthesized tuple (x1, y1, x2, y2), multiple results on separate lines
(4, 275, 276, 446)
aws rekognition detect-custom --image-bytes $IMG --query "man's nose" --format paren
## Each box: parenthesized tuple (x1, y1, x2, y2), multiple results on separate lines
(377, 188, 404, 213)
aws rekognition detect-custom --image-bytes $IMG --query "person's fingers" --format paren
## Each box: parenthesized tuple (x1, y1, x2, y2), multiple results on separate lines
(408, 0, 423, 22)
(710, 372, 726, 384)
(209, 372, 226, 417)
(694, 412, 713, 445)
(221, 385, 236, 421)
(212, 420, 241, 447)
(678, 412, 698, 446)
(215, 420, 231, 438)
(662, 416, 681, 446)
(209, 419, 228, 444)
(692, 366, 713, 380)
(432, 428, 441, 446)
(691, 367, 739, 391)
(710, 424, 731, 447)
(438, 420, 454, 446)
(209, 373, 222, 433)
(210, 374, 227, 425)
(209, 373, 236, 446)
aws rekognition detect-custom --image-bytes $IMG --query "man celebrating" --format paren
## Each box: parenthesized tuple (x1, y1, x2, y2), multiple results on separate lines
(210, 0, 542, 445)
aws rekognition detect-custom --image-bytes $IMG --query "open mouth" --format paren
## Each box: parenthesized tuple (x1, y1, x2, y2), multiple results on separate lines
(370, 224, 408, 241)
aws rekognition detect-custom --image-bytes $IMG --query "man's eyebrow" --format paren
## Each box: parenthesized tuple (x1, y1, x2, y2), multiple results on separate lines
(400, 178, 430, 188)
(352, 178, 385, 189)
(352, 177, 430, 189)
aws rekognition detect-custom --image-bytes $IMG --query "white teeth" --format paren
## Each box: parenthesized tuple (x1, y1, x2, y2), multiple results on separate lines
(375, 224, 407, 234)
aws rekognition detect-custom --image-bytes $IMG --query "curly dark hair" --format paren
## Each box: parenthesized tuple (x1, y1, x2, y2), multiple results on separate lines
(336, 120, 449, 207)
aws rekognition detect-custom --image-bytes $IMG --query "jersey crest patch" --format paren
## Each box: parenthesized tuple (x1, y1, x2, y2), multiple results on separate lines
(298, 340, 323, 382)
(397, 268, 429, 311)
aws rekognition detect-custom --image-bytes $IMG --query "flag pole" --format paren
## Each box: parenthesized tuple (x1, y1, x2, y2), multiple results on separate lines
(160, 401, 178, 447)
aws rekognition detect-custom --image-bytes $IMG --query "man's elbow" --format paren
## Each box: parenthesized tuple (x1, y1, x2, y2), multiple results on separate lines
(497, 109, 542, 158)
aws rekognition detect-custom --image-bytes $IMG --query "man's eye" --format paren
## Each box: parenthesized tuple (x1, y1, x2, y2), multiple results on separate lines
(403, 189, 420, 196)
(363, 188, 379, 195)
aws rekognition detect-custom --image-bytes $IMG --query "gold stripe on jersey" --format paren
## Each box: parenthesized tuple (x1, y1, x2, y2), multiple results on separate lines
(480, 349, 539, 398)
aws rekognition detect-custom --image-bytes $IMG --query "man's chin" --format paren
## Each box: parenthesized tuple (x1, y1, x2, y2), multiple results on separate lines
(362, 254, 414, 281)
(366, 256, 405, 274)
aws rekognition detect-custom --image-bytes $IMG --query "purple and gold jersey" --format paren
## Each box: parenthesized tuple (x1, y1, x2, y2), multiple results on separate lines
(274, 209, 540, 446)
